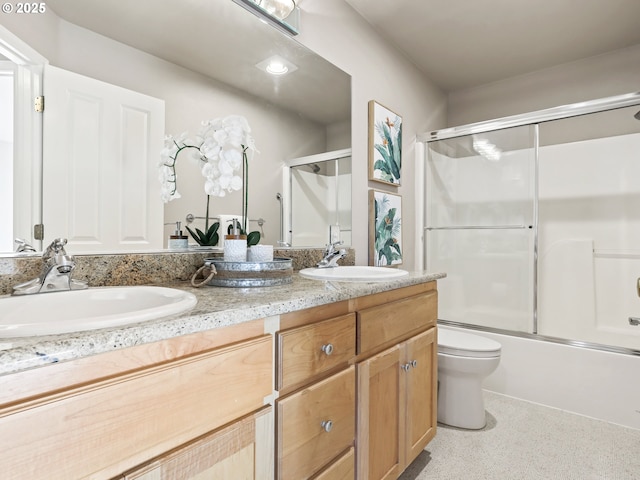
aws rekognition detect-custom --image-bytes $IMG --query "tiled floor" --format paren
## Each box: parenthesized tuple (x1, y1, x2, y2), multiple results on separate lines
(400, 391, 640, 480)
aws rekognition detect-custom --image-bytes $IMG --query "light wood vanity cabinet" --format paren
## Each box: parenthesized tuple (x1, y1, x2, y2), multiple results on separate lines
(0, 280, 438, 479)
(354, 283, 438, 480)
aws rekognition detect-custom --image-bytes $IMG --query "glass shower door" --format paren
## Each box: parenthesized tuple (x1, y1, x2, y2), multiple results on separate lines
(425, 125, 536, 332)
(537, 106, 640, 350)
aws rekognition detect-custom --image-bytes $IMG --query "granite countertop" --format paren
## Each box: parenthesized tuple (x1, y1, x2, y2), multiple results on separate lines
(0, 271, 445, 376)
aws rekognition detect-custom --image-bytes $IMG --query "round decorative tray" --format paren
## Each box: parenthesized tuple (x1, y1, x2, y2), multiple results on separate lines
(202, 257, 293, 287)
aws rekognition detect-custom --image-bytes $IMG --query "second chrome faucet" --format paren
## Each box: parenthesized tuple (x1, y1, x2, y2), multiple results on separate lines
(12, 238, 88, 295)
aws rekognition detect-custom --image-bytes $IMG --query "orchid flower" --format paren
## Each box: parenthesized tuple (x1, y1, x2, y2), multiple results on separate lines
(159, 115, 255, 203)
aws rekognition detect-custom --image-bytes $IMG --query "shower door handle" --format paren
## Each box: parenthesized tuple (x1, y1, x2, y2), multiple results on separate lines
(637, 277, 640, 297)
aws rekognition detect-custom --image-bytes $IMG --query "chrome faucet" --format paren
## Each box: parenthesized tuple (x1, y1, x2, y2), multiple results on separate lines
(14, 238, 36, 253)
(12, 238, 88, 295)
(317, 241, 347, 268)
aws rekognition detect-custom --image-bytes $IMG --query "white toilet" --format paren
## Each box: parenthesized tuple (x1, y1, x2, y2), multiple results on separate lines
(437, 326, 502, 429)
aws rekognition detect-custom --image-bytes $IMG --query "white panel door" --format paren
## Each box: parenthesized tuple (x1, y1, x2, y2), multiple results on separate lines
(43, 65, 164, 252)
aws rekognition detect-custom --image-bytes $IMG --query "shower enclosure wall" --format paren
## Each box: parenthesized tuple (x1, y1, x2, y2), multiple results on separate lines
(423, 93, 640, 354)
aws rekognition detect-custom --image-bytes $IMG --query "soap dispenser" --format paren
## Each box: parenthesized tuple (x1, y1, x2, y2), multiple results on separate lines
(223, 218, 247, 261)
(168, 221, 188, 249)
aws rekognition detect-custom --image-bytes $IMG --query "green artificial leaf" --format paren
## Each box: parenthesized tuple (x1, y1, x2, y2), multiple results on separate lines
(203, 230, 219, 246)
(186, 222, 220, 246)
(247, 231, 261, 247)
(185, 226, 205, 245)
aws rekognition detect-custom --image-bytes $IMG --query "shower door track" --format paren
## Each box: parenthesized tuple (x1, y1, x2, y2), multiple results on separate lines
(419, 91, 640, 142)
(438, 320, 640, 357)
(426, 225, 531, 230)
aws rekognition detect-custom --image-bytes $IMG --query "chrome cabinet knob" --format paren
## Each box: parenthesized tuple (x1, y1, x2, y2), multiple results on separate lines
(321, 420, 333, 432)
(411, 360, 418, 368)
(321, 343, 334, 355)
(401, 363, 411, 371)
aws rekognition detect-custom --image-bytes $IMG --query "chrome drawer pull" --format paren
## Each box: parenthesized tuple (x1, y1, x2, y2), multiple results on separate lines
(321, 343, 334, 355)
(321, 420, 333, 432)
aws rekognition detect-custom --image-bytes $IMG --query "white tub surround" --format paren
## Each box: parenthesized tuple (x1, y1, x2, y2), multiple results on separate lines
(444, 325, 640, 430)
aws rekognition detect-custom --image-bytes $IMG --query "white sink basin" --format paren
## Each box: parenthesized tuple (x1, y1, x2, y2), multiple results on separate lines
(0, 286, 197, 338)
(299, 266, 409, 282)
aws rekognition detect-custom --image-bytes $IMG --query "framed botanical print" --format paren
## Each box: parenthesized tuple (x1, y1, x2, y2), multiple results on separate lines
(368, 189, 403, 266)
(368, 100, 402, 186)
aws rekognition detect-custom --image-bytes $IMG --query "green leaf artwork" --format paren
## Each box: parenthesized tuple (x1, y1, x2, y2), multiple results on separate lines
(369, 101, 402, 185)
(370, 190, 403, 266)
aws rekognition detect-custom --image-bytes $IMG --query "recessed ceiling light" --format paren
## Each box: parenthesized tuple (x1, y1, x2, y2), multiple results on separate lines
(266, 60, 288, 75)
(255, 55, 298, 76)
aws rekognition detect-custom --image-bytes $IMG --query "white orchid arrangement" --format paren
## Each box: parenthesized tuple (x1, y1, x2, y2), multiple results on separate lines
(159, 115, 260, 246)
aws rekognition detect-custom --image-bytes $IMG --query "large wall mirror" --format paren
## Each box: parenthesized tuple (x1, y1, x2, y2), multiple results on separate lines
(0, 0, 351, 255)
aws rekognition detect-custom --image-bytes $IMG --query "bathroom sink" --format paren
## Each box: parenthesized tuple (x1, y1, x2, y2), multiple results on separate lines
(299, 266, 409, 282)
(0, 286, 197, 338)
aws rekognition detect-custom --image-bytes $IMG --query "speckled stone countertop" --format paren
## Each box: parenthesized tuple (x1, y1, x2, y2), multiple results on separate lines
(0, 271, 445, 377)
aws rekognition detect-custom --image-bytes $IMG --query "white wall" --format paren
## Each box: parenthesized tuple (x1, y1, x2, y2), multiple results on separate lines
(448, 44, 640, 126)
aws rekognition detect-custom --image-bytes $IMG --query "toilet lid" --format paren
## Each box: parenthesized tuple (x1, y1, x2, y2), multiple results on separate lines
(438, 328, 501, 358)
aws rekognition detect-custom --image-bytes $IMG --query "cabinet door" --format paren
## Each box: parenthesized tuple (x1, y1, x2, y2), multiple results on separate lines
(356, 345, 401, 480)
(402, 328, 437, 467)
(122, 407, 273, 480)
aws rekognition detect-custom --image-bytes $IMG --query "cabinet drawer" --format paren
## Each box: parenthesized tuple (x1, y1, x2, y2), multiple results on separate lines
(357, 291, 437, 354)
(313, 447, 354, 480)
(277, 313, 355, 391)
(278, 366, 356, 479)
(0, 335, 272, 479)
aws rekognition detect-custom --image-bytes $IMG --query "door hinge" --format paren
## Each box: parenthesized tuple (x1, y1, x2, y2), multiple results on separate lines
(34, 224, 44, 240)
(34, 96, 44, 113)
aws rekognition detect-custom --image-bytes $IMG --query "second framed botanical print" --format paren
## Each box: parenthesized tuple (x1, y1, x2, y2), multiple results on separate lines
(368, 189, 403, 266)
(368, 100, 402, 186)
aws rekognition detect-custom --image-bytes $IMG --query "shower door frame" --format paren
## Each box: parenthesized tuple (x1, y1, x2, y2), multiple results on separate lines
(419, 91, 640, 356)
(282, 148, 352, 247)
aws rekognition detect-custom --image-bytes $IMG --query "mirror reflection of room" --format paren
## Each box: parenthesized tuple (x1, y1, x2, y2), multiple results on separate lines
(0, 0, 351, 255)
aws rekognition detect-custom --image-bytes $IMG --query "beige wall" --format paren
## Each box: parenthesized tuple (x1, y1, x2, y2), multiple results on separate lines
(297, 0, 447, 267)
(448, 43, 640, 126)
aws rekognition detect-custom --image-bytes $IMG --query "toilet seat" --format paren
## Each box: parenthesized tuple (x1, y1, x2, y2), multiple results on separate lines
(438, 328, 501, 358)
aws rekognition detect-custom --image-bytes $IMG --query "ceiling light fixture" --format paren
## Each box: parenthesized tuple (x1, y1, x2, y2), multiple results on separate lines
(266, 60, 288, 75)
(255, 55, 298, 76)
(257, 0, 296, 20)
(232, 0, 299, 36)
